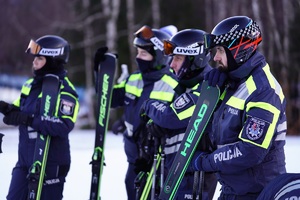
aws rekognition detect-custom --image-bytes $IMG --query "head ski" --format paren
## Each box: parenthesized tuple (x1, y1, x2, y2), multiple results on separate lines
(158, 81, 220, 200)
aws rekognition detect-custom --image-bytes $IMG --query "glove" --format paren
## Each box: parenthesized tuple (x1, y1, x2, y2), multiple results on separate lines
(191, 151, 208, 171)
(111, 117, 126, 135)
(0, 101, 9, 114)
(94, 46, 108, 71)
(146, 119, 169, 138)
(3, 111, 33, 126)
(134, 157, 153, 173)
(139, 100, 150, 123)
(204, 68, 228, 88)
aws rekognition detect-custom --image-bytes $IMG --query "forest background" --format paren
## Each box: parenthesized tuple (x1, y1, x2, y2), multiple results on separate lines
(1, 0, 300, 135)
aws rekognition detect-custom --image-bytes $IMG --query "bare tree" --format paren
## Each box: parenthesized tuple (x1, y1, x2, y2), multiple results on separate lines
(126, 0, 136, 69)
(152, 0, 160, 28)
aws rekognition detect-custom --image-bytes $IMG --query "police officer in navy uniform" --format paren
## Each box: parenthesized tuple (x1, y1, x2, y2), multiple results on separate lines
(140, 29, 217, 199)
(94, 25, 180, 200)
(191, 16, 287, 199)
(0, 35, 79, 200)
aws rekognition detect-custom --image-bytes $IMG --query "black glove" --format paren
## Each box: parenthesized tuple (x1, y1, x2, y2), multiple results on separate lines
(0, 101, 9, 114)
(146, 119, 169, 138)
(3, 111, 33, 126)
(134, 157, 153, 174)
(204, 68, 228, 88)
(94, 46, 108, 71)
(111, 117, 126, 135)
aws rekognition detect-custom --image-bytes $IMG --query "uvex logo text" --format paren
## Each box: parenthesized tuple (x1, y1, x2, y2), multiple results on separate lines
(40, 47, 65, 56)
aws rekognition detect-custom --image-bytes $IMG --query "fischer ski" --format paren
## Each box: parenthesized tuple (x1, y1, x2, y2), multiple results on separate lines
(27, 74, 61, 200)
(159, 81, 220, 200)
(89, 53, 117, 200)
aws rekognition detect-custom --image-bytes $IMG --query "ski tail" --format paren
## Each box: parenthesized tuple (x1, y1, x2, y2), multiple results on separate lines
(158, 81, 220, 200)
(28, 74, 61, 200)
(89, 53, 117, 200)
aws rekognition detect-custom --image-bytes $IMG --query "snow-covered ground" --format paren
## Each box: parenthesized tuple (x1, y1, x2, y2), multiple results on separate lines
(0, 128, 299, 200)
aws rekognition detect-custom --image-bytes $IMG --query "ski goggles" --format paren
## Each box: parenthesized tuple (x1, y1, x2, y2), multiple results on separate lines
(134, 25, 164, 51)
(26, 40, 65, 57)
(26, 40, 42, 55)
(164, 40, 203, 56)
(203, 34, 217, 50)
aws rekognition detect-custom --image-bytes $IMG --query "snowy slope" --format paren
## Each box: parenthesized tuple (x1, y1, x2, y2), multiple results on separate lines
(0, 128, 299, 200)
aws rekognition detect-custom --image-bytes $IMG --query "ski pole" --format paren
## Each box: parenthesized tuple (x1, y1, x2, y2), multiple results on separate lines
(151, 137, 160, 200)
(0, 133, 4, 153)
(160, 137, 166, 192)
(198, 171, 205, 200)
(193, 171, 200, 200)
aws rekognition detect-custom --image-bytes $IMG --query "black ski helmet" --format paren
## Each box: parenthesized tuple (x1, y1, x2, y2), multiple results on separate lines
(204, 16, 262, 66)
(133, 25, 171, 68)
(26, 35, 70, 64)
(164, 29, 210, 80)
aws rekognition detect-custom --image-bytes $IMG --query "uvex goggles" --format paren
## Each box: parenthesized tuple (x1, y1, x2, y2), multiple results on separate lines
(26, 40, 65, 57)
(163, 40, 204, 56)
(134, 25, 164, 51)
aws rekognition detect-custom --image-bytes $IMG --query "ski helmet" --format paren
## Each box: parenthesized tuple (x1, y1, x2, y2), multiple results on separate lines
(204, 16, 262, 65)
(26, 35, 70, 64)
(133, 25, 171, 68)
(164, 29, 210, 80)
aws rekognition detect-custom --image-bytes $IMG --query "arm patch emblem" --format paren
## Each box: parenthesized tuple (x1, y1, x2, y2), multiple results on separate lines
(173, 93, 190, 109)
(246, 116, 266, 140)
(60, 99, 75, 115)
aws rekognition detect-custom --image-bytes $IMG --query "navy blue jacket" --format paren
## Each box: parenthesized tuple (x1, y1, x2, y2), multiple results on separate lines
(13, 71, 79, 166)
(201, 52, 287, 197)
(111, 66, 179, 163)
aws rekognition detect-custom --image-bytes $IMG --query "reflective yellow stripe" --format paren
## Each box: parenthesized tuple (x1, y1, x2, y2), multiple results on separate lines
(226, 76, 256, 110)
(161, 74, 178, 88)
(150, 91, 174, 102)
(226, 96, 245, 110)
(13, 79, 34, 107)
(114, 80, 126, 88)
(263, 65, 285, 103)
(126, 84, 143, 97)
(171, 104, 195, 120)
(13, 98, 21, 107)
(21, 79, 34, 95)
(129, 73, 142, 81)
(149, 75, 177, 101)
(246, 76, 256, 95)
(125, 74, 143, 97)
(239, 101, 280, 149)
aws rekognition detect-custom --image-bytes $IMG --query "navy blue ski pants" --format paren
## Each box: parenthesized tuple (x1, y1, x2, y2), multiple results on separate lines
(125, 163, 137, 200)
(6, 163, 69, 200)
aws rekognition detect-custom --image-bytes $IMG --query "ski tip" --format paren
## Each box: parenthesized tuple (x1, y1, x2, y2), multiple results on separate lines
(105, 52, 118, 59)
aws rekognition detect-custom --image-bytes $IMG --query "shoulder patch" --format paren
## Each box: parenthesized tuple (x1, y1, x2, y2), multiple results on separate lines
(173, 93, 190, 109)
(60, 99, 75, 115)
(246, 116, 266, 140)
